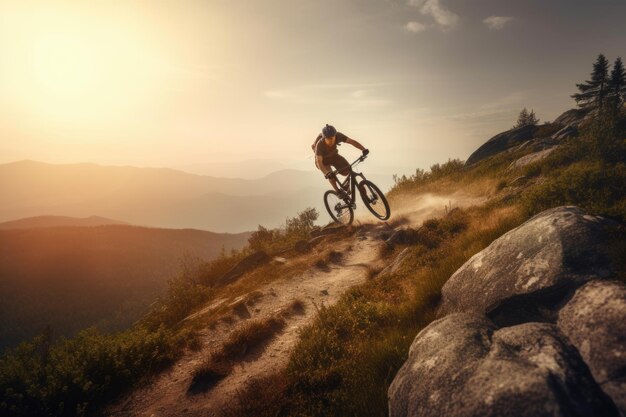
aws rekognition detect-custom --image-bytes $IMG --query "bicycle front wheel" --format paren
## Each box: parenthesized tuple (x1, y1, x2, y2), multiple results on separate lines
(359, 180, 391, 220)
(324, 190, 354, 225)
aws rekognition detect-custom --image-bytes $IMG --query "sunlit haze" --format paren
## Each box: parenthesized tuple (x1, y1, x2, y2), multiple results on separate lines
(1, 0, 625, 177)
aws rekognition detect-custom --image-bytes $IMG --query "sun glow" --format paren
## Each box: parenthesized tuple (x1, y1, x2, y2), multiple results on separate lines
(0, 3, 167, 124)
(31, 33, 101, 97)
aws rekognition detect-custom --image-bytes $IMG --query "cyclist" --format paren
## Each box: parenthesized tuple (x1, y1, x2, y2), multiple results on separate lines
(312, 124, 369, 199)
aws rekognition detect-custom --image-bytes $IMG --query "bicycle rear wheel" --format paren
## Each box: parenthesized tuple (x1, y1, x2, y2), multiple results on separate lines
(359, 180, 391, 220)
(324, 190, 354, 225)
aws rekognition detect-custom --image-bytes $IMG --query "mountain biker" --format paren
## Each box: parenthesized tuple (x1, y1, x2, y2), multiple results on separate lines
(312, 124, 369, 199)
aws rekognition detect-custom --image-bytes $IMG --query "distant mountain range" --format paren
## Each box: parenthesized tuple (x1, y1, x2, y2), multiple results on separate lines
(0, 160, 394, 232)
(0, 215, 128, 230)
(0, 223, 250, 350)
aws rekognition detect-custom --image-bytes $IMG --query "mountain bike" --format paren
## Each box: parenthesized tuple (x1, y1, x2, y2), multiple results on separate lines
(323, 155, 391, 225)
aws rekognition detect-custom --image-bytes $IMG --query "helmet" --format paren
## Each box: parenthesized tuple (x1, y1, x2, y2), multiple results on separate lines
(322, 124, 337, 138)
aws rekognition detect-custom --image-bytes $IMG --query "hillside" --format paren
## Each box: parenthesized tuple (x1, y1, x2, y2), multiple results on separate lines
(105, 106, 624, 417)
(0, 106, 624, 417)
(0, 224, 250, 350)
(0, 161, 395, 232)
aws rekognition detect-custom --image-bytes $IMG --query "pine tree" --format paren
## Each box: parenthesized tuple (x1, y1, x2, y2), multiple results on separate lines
(572, 54, 610, 114)
(607, 57, 625, 115)
(513, 107, 539, 128)
(514, 108, 529, 128)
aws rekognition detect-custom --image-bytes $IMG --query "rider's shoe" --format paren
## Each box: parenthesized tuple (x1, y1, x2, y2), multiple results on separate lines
(337, 190, 349, 201)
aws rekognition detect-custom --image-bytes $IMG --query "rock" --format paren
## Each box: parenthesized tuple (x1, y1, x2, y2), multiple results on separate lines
(466, 124, 537, 166)
(310, 224, 347, 238)
(216, 251, 269, 286)
(231, 300, 251, 319)
(553, 108, 588, 127)
(294, 240, 311, 253)
(509, 175, 528, 186)
(557, 280, 626, 416)
(386, 228, 421, 246)
(388, 313, 619, 417)
(551, 125, 578, 141)
(440, 207, 611, 319)
(508, 147, 558, 170)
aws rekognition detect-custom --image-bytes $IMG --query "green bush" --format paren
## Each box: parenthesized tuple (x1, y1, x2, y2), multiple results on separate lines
(523, 161, 626, 220)
(390, 159, 464, 195)
(522, 113, 626, 220)
(0, 325, 182, 417)
(248, 208, 319, 253)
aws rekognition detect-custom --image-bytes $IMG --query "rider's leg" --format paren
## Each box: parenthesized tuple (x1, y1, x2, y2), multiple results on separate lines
(328, 176, 341, 192)
(330, 155, 351, 197)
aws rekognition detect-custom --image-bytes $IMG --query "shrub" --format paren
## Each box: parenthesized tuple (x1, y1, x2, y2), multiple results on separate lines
(249, 208, 319, 254)
(390, 159, 464, 195)
(0, 325, 182, 417)
(522, 161, 626, 220)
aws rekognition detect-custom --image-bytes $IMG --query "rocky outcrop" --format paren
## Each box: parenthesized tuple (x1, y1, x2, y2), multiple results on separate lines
(389, 314, 619, 417)
(553, 108, 588, 128)
(552, 125, 578, 141)
(440, 206, 611, 319)
(390, 206, 625, 417)
(466, 125, 537, 166)
(558, 280, 626, 415)
(508, 147, 558, 170)
(549, 108, 595, 141)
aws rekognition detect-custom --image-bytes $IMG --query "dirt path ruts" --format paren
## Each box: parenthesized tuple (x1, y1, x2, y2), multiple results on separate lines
(107, 230, 383, 417)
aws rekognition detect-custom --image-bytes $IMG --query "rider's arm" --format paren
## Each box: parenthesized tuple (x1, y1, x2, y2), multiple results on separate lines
(345, 138, 366, 152)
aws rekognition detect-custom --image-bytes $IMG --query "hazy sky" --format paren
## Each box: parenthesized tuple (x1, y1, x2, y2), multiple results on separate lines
(1, 0, 625, 177)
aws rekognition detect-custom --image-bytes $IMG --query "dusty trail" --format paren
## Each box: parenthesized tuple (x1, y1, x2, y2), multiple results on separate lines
(108, 229, 383, 417)
(107, 190, 485, 417)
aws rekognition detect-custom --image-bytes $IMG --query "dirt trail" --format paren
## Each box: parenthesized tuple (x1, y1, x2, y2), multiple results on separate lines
(108, 229, 384, 417)
(107, 191, 484, 417)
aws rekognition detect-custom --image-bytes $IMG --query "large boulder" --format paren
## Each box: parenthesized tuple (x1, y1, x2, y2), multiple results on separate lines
(558, 280, 626, 416)
(388, 314, 618, 417)
(551, 125, 578, 141)
(466, 124, 537, 166)
(440, 207, 611, 320)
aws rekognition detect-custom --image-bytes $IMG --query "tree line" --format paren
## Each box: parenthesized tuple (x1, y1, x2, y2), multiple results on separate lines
(573, 54, 625, 117)
(514, 54, 625, 129)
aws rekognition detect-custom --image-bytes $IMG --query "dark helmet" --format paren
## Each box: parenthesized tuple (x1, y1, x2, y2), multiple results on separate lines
(322, 124, 337, 138)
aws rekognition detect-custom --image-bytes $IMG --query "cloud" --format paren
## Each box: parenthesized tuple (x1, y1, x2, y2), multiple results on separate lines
(483, 16, 513, 30)
(408, 0, 458, 30)
(405, 21, 427, 33)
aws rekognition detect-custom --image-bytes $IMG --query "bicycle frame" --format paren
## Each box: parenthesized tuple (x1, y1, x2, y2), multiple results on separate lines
(330, 156, 368, 208)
